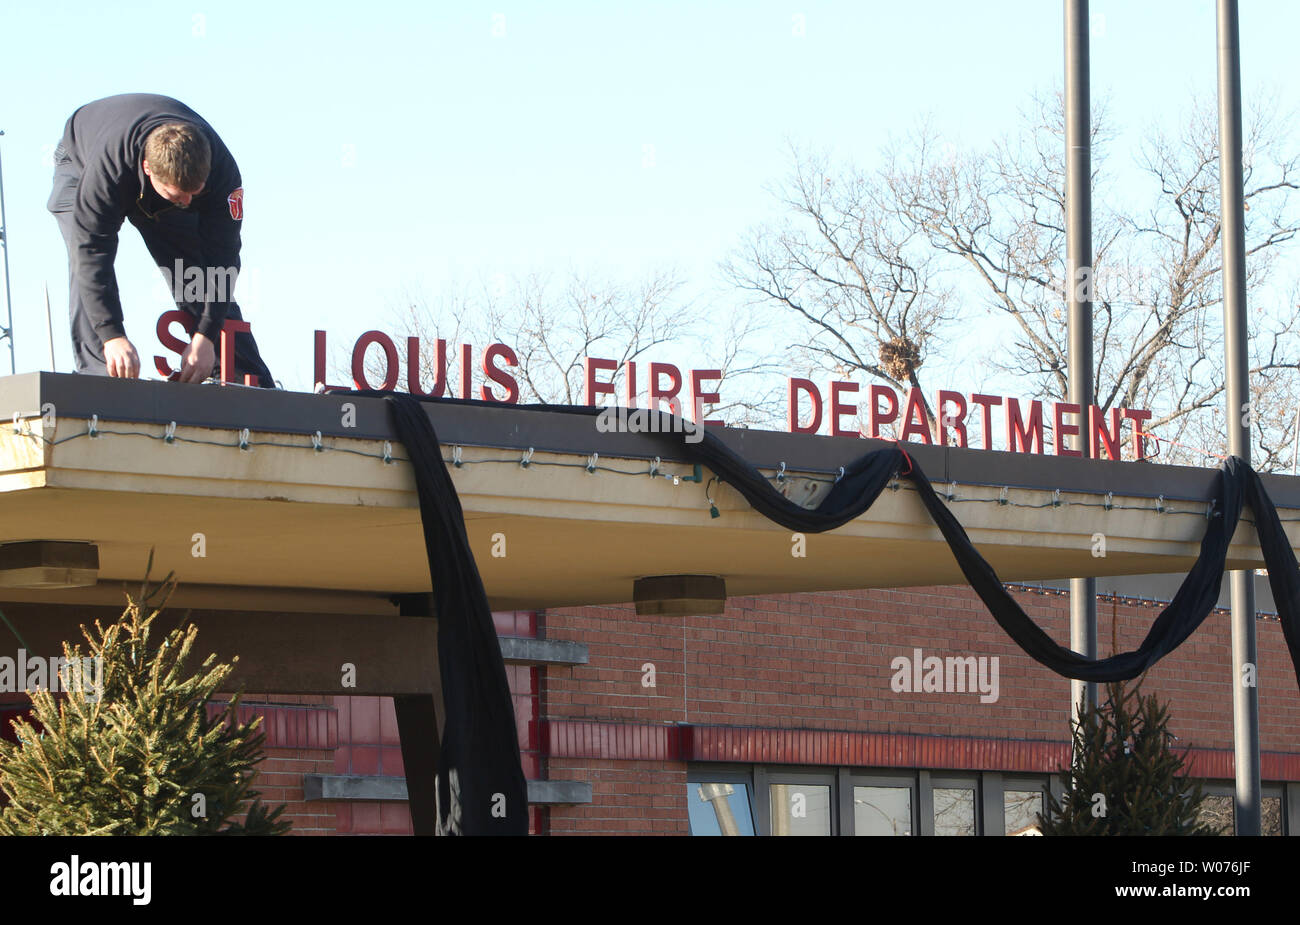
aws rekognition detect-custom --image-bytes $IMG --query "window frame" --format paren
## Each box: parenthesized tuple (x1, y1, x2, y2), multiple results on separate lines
(1000, 774, 1052, 836)
(759, 766, 839, 836)
(845, 770, 918, 837)
(685, 765, 758, 837)
(928, 772, 981, 837)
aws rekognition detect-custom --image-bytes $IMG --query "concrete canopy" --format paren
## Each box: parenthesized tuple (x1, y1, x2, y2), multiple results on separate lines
(0, 372, 1296, 613)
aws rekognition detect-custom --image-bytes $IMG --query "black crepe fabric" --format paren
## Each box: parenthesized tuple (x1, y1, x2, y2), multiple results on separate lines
(385, 395, 528, 835)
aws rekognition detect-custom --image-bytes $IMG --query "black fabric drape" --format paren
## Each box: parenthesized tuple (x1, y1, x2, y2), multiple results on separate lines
(384, 394, 528, 835)
(361, 392, 1300, 835)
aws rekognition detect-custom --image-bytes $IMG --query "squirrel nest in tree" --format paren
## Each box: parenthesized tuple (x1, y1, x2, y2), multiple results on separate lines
(879, 336, 922, 381)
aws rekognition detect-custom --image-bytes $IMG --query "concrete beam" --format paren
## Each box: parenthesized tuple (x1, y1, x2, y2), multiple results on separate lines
(0, 602, 440, 696)
(497, 636, 588, 666)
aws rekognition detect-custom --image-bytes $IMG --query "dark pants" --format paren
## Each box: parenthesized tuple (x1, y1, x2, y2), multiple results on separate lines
(48, 153, 277, 387)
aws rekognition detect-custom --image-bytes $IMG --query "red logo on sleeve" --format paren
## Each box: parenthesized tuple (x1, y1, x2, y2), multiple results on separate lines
(227, 188, 244, 220)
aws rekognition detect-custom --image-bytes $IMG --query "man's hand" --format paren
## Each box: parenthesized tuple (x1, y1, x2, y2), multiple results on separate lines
(178, 332, 216, 384)
(103, 336, 141, 378)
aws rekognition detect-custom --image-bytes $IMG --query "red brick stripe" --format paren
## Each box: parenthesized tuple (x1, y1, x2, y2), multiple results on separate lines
(204, 703, 337, 750)
(544, 721, 1300, 780)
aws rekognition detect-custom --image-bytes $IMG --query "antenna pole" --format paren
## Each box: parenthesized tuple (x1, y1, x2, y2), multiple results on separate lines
(0, 131, 17, 375)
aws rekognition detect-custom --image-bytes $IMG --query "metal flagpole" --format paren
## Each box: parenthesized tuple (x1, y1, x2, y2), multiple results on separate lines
(1215, 0, 1262, 836)
(1065, 0, 1098, 727)
(0, 130, 16, 375)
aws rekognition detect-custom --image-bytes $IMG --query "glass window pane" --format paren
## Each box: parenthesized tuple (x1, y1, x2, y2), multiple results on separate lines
(687, 781, 754, 836)
(1263, 797, 1282, 836)
(1194, 794, 1280, 836)
(854, 785, 912, 836)
(933, 787, 975, 836)
(1196, 795, 1234, 835)
(769, 783, 831, 836)
(1004, 789, 1044, 836)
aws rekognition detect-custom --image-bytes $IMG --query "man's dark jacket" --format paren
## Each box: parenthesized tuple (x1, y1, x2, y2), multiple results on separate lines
(53, 93, 242, 343)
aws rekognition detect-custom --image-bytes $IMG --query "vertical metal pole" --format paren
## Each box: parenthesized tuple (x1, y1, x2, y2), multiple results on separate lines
(0, 131, 16, 375)
(1216, 0, 1261, 836)
(44, 284, 56, 372)
(1065, 0, 1098, 725)
(1291, 405, 1299, 475)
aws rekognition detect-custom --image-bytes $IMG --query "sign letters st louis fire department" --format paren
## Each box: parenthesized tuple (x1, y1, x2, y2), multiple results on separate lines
(154, 316, 1156, 460)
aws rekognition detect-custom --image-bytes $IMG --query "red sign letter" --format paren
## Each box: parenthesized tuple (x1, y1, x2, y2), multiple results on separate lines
(649, 362, 684, 416)
(460, 344, 473, 399)
(690, 369, 723, 426)
(584, 357, 618, 406)
(481, 343, 520, 403)
(899, 388, 934, 444)
(407, 336, 448, 397)
(971, 394, 1001, 450)
(1006, 398, 1045, 454)
(155, 310, 195, 380)
(1090, 405, 1123, 461)
(351, 330, 399, 391)
(1124, 408, 1154, 460)
(221, 319, 253, 385)
(868, 384, 899, 438)
(788, 378, 822, 434)
(625, 361, 639, 408)
(936, 390, 968, 447)
(829, 381, 859, 437)
(1052, 402, 1082, 457)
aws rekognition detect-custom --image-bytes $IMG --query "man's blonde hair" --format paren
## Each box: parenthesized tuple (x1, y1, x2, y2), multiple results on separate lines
(144, 122, 210, 191)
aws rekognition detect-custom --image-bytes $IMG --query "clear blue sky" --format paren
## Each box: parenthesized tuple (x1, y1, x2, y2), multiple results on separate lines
(1, 1, 1296, 392)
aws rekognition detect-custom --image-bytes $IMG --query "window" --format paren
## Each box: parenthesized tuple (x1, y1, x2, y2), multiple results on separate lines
(1004, 789, 1046, 836)
(687, 770, 756, 836)
(769, 781, 833, 835)
(1264, 796, 1284, 836)
(847, 771, 916, 836)
(854, 785, 912, 835)
(931, 781, 977, 836)
(687, 779, 755, 836)
(1196, 794, 1234, 835)
(754, 769, 837, 835)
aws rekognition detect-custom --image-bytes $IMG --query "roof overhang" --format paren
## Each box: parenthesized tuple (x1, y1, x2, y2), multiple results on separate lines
(0, 372, 1294, 611)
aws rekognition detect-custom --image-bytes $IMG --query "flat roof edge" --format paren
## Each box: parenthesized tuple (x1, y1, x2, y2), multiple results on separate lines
(3, 372, 1295, 507)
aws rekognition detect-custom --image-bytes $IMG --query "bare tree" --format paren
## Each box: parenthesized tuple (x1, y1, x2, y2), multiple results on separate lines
(477, 269, 692, 405)
(722, 140, 958, 428)
(730, 90, 1300, 467)
(353, 268, 779, 426)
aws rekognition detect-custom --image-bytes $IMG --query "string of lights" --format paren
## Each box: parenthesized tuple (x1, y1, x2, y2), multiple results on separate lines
(6, 413, 1296, 527)
(1002, 581, 1282, 623)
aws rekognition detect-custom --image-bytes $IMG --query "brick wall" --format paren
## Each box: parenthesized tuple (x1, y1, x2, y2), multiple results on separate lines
(257, 747, 337, 834)
(537, 584, 1300, 834)
(546, 759, 688, 835)
(543, 584, 1300, 768)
